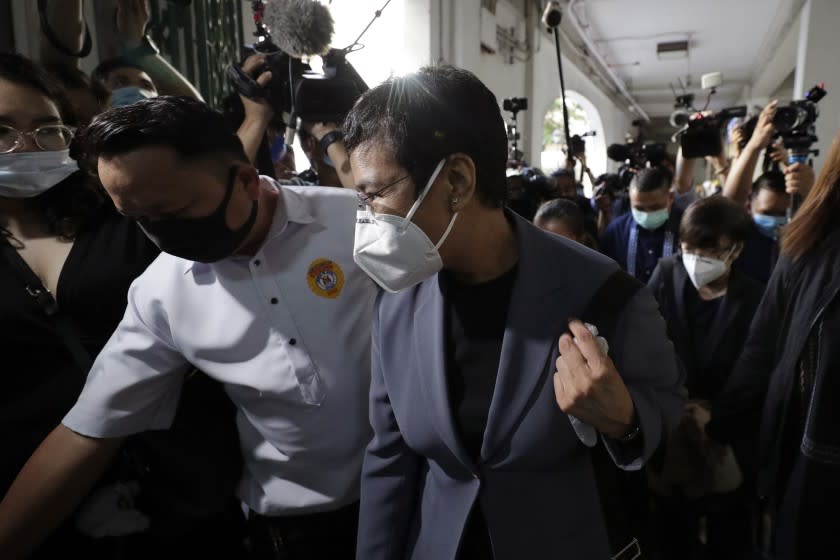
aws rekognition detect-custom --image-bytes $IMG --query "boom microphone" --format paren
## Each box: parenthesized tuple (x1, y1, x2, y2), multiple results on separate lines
(262, 0, 335, 57)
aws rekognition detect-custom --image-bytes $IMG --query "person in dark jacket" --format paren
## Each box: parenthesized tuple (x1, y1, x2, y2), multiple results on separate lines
(647, 196, 764, 559)
(707, 133, 840, 560)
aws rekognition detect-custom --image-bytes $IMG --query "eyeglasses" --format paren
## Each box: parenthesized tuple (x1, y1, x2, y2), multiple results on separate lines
(0, 124, 76, 154)
(356, 175, 410, 208)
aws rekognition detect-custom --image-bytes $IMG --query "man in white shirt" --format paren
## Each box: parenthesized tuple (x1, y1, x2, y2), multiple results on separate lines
(0, 97, 375, 559)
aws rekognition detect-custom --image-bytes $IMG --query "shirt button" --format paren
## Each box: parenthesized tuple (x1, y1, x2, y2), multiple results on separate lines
(254, 259, 261, 266)
(270, 297, 278, 305)
(289, 338, 297, 346)
(647, 249, 654, 255)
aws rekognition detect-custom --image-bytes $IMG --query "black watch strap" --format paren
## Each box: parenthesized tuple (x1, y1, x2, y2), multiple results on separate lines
(320, 130, 344, 155)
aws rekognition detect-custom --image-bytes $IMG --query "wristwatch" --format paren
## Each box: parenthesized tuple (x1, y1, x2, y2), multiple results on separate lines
(618, 413, 641, 444)
(319, 130, 344, 155)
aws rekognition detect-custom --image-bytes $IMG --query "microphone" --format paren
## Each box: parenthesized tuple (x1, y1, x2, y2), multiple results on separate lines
(607, 143, 632, 163)
(262, 0, 335, 58)
(542, 1, 562, 29)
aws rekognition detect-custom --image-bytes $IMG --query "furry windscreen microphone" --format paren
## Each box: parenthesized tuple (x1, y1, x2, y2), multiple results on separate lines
(263, 0, 335, 57)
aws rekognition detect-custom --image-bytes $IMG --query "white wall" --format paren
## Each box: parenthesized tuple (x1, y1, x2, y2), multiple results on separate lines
(443, 0, 633, 174)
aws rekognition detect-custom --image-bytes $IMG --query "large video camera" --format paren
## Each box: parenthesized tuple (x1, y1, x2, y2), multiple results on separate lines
(228, 1, 368, 128)
(607, 141, 667, 187)
(678, 106, 747, 158)
(774, 83, 827, 163)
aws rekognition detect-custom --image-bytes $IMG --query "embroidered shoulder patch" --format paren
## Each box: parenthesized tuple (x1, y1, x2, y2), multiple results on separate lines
(307, 258, 345, 299)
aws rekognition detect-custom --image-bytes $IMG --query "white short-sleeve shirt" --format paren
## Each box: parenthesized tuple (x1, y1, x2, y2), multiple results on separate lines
(63, 179, 377, 515)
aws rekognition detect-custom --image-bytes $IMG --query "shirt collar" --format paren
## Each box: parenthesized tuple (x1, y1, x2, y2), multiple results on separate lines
(181, 177, 316, 274)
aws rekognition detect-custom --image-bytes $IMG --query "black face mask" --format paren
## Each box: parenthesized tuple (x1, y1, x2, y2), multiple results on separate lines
(137, 166, 258, 263)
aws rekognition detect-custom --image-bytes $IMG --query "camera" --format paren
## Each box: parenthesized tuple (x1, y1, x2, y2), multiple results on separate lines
(227, 2, 368, 127)
(774, 83, 826, 163)
(678, 106, 747, 158)
(607, 141, 667, 187)
(503, 97, 528, 114)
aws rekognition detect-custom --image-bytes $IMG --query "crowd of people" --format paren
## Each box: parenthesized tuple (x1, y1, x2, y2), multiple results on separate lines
(0, 1, 838, 559)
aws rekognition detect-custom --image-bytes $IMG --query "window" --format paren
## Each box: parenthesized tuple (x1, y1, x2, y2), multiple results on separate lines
(541, 91, 607, 196)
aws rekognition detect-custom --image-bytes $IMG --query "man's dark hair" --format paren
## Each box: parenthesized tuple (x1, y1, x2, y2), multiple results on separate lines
(595, 173, 623, 194)
(680, 196, 752, 249)
(343, 65, 507, 208)
(42, 63, 110, 112)
(533, 198, 585, 238)
(752, 170, 787, 196)
(631, 166, 673, 193)
(91, 57, 146, 88)
(0, 53, 104, 239)
(81, 96, 248, 165)
(550, 168, 574, 180)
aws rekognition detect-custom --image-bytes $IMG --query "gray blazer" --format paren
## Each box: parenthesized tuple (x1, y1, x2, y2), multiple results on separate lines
(357, 213, 685, 560)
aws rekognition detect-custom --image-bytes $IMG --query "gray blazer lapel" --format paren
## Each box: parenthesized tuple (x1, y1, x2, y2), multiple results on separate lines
(413, 277, 475, 470)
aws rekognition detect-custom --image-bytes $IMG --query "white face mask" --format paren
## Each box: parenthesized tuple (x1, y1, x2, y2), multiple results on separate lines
(0, 149, 79, 198)
(354, 159, 457, 293)
(682, 247, 736, 290)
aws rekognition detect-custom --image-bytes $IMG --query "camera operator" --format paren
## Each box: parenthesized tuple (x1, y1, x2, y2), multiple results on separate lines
(601, 166, 681, 283)
(235, 54, 353, 189)
(722, 102, 817, 284)
(706, 131, 840, 560)
(591, 173, 627, 236)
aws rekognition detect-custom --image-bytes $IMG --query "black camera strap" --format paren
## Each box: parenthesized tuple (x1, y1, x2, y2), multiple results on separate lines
(0, 239, 93, 373)
(37, 0, 93, 59)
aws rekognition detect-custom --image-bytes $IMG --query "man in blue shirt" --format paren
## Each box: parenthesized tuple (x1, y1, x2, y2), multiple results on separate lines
(601, 166, 681, 283)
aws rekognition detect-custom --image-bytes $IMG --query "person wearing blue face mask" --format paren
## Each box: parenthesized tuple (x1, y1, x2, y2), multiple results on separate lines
(733, 171, 792, 285)
(601, 166, 682, 283)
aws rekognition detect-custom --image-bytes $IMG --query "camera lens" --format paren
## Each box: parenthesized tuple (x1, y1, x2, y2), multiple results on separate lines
(773, 106, 804, 133)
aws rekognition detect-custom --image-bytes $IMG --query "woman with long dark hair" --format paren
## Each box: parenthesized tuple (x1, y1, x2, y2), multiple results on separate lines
(708, 133, 840, 559)
(0, 52, 159, 558)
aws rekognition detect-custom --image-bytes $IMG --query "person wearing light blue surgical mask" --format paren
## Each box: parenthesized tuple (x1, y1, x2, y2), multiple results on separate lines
(92, 58, 159, 108)
(601, 166, 681, 283)
(733, 171, 791, 284)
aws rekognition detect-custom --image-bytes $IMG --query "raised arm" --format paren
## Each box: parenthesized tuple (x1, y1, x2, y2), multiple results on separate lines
(116, 0, 203, 101)
(38, 0, 86, 70)
(673, 147, 696, 195)
(723, 101, 778, 206)
(0, 426, 123, 559)
(235, 54, 275, 165)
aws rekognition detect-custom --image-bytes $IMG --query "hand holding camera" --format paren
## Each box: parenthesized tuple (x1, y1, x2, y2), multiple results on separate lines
(745, 100, 778, 152)
(239, 53, 275, 124)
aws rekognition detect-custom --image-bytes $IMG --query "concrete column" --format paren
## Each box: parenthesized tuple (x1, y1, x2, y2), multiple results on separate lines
(793, 0, 840, 170)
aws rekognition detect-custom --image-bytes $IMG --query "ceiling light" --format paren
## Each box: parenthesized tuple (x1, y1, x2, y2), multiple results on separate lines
(657, 40, 688, 60)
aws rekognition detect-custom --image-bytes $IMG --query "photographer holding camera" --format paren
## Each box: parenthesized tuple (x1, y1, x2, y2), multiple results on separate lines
(722, 101, 817, 284)
(236, 53, 354, 190)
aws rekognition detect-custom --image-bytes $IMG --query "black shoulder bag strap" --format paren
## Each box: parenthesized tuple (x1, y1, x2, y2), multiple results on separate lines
(37, 0, 93, 59)
(582, 269, 645, 560)
(0, 240, 93, 372)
